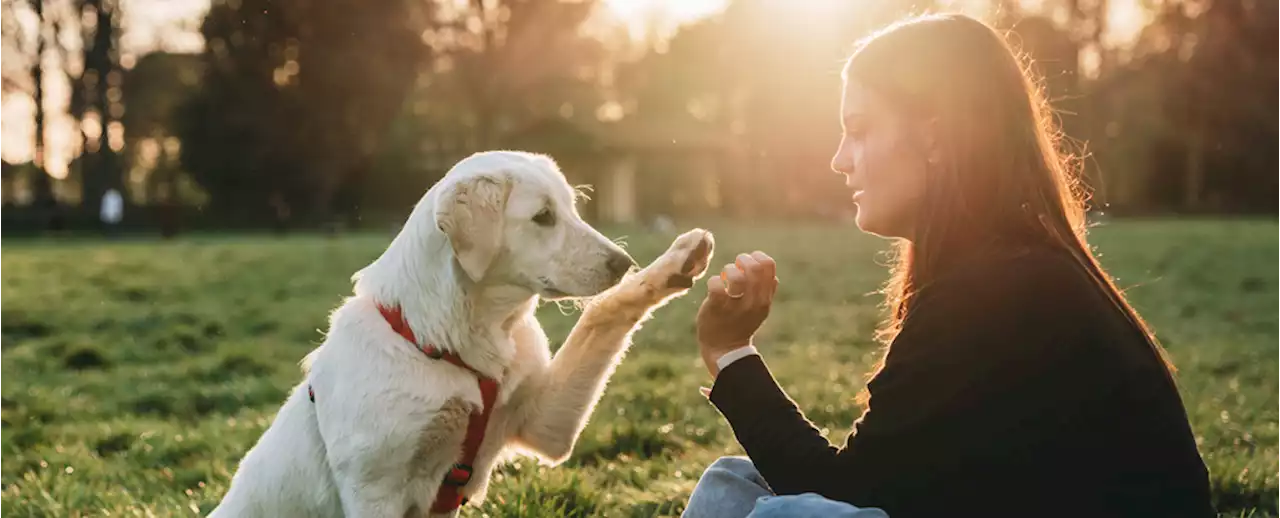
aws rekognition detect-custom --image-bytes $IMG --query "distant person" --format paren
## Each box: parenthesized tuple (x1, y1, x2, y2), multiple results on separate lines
(681, 13, 1214, 518)
(100, 187, 123, 238)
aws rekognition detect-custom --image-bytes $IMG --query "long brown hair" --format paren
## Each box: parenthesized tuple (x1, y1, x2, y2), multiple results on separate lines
(844, 13, 1176, 398)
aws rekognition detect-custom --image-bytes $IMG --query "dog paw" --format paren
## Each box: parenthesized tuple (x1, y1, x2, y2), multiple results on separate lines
(588, 229, 713, 316)
(631, 228, 714, 301)
(661, 229, 715, 290)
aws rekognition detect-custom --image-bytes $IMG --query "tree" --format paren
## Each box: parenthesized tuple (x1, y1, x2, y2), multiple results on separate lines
(178, 0, 427, 224)
(1087, 0, 1277, 212)
(415, 0, 607, 149)
(617, 0, 912, 219)
(27, 0, 56, 217)
(2, 0, 29, 94)
(121, 52, 203, 236)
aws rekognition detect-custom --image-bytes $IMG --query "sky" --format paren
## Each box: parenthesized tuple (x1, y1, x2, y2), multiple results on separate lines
(1, 0, 1149, 178)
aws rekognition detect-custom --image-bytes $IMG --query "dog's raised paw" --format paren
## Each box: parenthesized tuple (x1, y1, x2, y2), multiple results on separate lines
(600, 229, 714, 310)
(679, 232, 714, 276)
(655, 228, 714, 292)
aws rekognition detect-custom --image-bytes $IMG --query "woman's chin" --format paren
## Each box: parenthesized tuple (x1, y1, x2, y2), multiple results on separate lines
(854, 211, 900, 240)
(853, 208, 877, 234)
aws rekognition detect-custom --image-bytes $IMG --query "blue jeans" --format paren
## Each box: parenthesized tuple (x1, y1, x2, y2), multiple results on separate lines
(682, 456, 891, 518)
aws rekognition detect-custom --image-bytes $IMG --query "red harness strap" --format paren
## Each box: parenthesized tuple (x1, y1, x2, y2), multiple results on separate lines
(376, 305, 500, 514)
(308, 304, 498, 514)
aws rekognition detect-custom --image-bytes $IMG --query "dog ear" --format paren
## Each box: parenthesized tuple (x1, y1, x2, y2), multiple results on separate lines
(435, 175, 512, 282)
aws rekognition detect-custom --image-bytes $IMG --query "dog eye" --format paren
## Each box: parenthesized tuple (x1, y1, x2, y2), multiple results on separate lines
(532, 208, 556, 227)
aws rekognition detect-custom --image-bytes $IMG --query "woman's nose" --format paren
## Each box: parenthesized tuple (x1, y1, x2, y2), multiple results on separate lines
(831, 155, 855, 178)
(831, 142, 855, 175)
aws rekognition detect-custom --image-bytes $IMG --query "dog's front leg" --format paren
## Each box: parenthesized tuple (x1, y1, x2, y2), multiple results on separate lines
(336, 482, 406, 518)
(510, 229, 713, 464)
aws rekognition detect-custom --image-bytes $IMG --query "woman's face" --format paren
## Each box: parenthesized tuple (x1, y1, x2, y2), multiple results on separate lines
(831, 79, 931, 240)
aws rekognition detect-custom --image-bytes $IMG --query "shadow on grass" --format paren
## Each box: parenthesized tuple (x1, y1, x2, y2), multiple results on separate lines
(1213, 481, 1279, 517)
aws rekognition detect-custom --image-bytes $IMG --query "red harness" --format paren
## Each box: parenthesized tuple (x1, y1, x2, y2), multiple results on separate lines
(308, 304, 499, 514)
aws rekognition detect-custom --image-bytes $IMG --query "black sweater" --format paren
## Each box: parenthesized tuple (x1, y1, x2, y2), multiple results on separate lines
(709, 245, 1215, 518)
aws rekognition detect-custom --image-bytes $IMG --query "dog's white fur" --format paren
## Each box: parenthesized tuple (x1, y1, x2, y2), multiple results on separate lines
(210, 151, 713, 517)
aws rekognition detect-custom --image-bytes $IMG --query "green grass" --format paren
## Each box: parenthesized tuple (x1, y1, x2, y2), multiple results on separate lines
(2, 219, 1276, 517)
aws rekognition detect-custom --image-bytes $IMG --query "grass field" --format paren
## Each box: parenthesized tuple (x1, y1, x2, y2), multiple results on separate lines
(2, 219, 1276, 517)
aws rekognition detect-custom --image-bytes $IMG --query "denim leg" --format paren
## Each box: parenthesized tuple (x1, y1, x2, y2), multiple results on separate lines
(747, 493, 891, 518)
(681, 456, 773, 518)
(683, 456, 892, 518)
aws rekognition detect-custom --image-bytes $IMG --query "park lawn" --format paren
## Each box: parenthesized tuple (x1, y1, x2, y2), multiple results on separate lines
(2, 219, 1276, 517)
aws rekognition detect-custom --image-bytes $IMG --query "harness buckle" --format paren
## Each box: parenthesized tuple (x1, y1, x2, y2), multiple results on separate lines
(443, 463, 473, 486)
(421, 344, 446, 360)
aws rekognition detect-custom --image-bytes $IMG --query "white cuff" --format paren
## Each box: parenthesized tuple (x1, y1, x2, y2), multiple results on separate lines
(715, 345, 760, 372)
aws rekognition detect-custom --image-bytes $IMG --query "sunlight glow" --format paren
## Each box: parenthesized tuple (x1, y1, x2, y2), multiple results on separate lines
(0, 0, 1160, 175)
(604, 0, 726, 22)
(1105, 0, 1150, 47)
(602, 0, 727, 40)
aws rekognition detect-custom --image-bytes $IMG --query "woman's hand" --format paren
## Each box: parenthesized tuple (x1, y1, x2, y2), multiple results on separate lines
(696, 251, 778, 377)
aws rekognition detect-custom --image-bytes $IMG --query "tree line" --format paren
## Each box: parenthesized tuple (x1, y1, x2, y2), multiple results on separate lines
(2, 0, 1275, 235)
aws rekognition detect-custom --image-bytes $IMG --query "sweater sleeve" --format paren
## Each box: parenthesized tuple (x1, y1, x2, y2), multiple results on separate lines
(709, 251, 1081, 507)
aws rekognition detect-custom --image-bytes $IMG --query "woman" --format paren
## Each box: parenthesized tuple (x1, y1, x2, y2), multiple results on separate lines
(683, 13, 1214, 518)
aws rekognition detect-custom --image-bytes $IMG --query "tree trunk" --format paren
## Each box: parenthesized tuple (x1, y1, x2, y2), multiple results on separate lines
(29, 0, 57, 228)
(156, 146, 180, 238)
(1184, 128, 1204, 210)
(94, 0, 118, 190)
(469, 0, 499, 149)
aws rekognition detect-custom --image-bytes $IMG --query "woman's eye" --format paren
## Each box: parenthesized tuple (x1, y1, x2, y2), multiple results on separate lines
(533, 208, 556, 227)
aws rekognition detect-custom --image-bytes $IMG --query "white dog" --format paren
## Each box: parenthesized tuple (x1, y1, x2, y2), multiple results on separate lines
(210, 151, 714, 517)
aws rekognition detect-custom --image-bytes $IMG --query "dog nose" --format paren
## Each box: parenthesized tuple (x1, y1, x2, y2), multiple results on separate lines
(607, 252, 637, 279)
